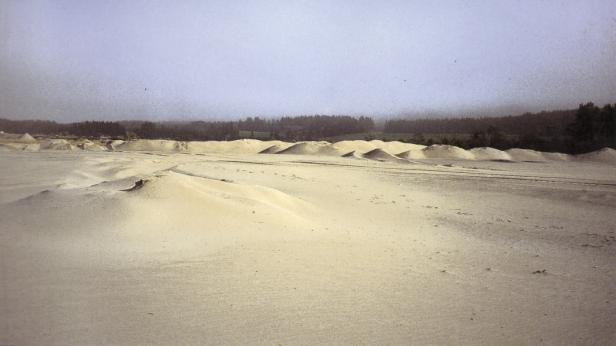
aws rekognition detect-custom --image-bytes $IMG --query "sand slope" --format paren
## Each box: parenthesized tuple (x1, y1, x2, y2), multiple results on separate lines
(470, 147, 513, 161)
(0, 132, 614, 165)
(505, 148, 546, 162)
(575, 147, 616, 164)
(277, 141, 342, 156)
(362, 148, 409, 163)
(1, 150, 616, 344)
(422, 144, 475, 160)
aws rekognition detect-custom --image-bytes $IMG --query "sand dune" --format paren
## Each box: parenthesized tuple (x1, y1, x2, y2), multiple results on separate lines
(40, 138, 76, 151)
(187, 139, 289, 154)
(0, 142, 29, 151)
(541, 152, 572, 161)
(395, 149, 427, 160)
(505, 148, 547, 162)
(276, 141, 342, 156)
(0, 132, 36, 143)
(116, 139, 187, 152)
(19, 133, 37, 143)
(422, 144, 475, 160)
(259, 144, 288, 154)
(0, 132, 614, 165)
(332, 140, 381, 153)
(341, 150, 363, 159)
(106, 139, 125, 150)
(362, 148, 409, 163)
(77, 139, 108, 151)
(2, 150, 615, 344)
(575, 147, 616, 164)
(469, 147, 513, 161)
(1, 145, 616, 344)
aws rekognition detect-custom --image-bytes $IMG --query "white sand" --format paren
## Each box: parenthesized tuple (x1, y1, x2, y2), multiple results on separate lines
(575, 147, 616, 163)
(362, 148, 408, 163)
(423, 144, 476, 160)
(277, 141, 343, 156)
(506, 148, 547, 162)
(470, 147, 513, 161)
(19, 133, 37, 143)
(1, 133, 613, 164)
(1, 145, 615, 345)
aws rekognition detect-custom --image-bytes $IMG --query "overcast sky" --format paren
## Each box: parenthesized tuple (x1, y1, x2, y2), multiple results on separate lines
(1, 0, 615, 121)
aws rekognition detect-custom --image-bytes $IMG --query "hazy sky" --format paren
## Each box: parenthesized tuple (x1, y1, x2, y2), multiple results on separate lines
(1, 0, 615, 121)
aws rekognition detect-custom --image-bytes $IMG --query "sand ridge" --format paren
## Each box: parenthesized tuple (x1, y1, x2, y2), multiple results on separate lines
(1, 132, 615, 164)
(1, 149, 615, 344)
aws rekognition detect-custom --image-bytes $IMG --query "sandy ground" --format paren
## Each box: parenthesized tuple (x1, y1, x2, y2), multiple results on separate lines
(1, 149, 615, 345)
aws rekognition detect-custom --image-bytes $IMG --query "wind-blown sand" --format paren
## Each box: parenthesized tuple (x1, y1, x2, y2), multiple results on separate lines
(1, 136, 616, 344)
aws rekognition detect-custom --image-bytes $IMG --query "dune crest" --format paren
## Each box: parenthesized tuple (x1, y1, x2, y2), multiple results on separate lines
(277, 141, 342, 156)
(575, 147, 616, 164)
(0, 132, 614, 164)
(422, 144, 475, 160)
(470, 147, 512, 161)
(505, 148, 546, 162)
(362, 148, 408, 163)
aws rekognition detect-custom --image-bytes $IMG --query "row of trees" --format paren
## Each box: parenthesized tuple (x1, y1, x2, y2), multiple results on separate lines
(384, 109, 576, 136)
(0, 119, 64, 134)
(0, 115, 375, 141)
(0, 119, 127, 138)
(133, 121, 238, 141)
(66, 121, 126, 138)
(129, 115, 375, 141)
(383, 103, 615, 153)
(566, 103, 616, 153)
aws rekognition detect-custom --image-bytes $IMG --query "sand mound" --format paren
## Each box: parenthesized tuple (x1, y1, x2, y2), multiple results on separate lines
(3, 148, 616, 345)
(341, 150, 364, 159)
(373, 140, 425, 154)
(0, 132, 33, 143)
(40, 139, 75, 151)
(332, 140, 378, 153)
(0, 143, 27, 151)
(395, 150, 426, 160)
(23, 143, 41, 151)
(78, 140, 107, 151)
(506, 148, 546, 162)
(0, 135, 590, 166)
(469, 147, 512, 161)
(332, 140, 425, 156)
(116, 139, 186, 152)
(259, 144, 288, 154)
(187, 139, 290, 154)
(422, 145, 475, 160)
(18, 133, 36, 143)
(362, 148, 408, 163)
(137, 171, 309, 213)
(541, 152, 571, 161)
(106, 139, 125, 151)
(575, 147, 616, 164)
(277, 142, 342, 156)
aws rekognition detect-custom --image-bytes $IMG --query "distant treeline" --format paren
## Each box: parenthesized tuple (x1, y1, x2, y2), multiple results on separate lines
(385, 109, 576, 136)
(0, 119, 126, 138)
(1, 103, 614, 153)
(385, 103, 615, 154)
(0, 115, 375, 141)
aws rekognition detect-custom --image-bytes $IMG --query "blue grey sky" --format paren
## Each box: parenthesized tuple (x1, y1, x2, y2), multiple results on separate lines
(1, 0, 615, 121)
